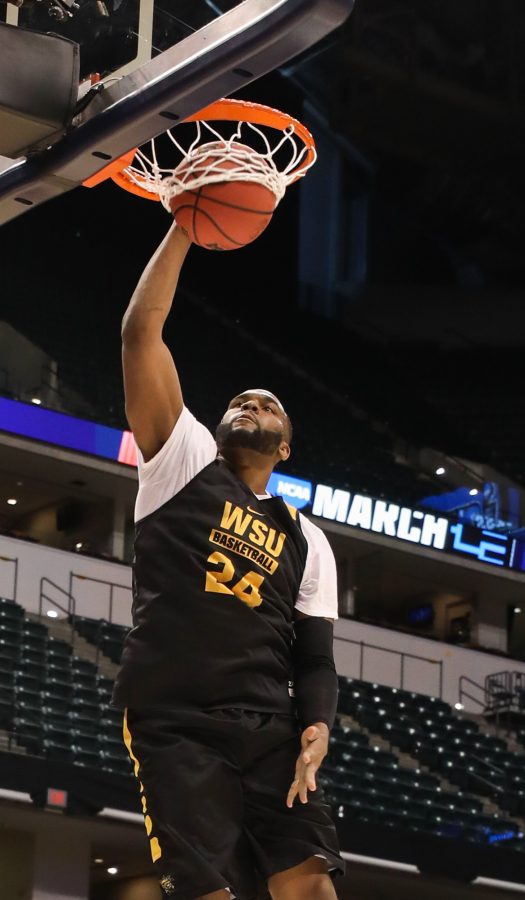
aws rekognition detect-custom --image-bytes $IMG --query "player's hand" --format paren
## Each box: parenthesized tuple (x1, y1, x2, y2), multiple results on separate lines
(286, 723, 329, 808)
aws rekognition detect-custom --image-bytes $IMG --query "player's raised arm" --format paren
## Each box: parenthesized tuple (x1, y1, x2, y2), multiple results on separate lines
(121, 222, 191, 462)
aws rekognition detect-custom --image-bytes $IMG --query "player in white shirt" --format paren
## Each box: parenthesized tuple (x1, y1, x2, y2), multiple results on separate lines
(114, 222, 345, 900)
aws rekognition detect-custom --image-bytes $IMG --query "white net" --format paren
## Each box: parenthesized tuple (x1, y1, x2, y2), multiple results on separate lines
(120, 116, 317, 212)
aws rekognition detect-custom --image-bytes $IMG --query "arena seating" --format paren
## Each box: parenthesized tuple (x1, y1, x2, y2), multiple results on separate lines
(338, 676, 525, 845)
(322, 718, 514, 845)
(0, 597, 132, 777)
(2, 595, 525, 857)
(72, 615, 128, 665)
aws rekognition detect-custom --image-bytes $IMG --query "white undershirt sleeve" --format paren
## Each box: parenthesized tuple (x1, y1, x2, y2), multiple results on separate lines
(294, 513, 339, 620)
(134, 406, 217, 522)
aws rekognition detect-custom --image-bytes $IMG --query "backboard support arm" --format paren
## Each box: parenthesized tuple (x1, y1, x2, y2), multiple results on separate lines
(0, 0, 354, 226)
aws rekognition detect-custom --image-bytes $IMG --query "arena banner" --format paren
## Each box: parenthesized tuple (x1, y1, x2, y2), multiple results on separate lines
(0, 396, 130, 461)
(312, 483, 525, 572)
(2, 396, 525, 572)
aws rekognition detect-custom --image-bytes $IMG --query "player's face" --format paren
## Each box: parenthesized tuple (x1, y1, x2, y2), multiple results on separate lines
(216, 391, 289, 457)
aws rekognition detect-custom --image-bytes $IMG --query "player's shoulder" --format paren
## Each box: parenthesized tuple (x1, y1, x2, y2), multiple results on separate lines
(298, 511, 333, 551)
(282, 500, 300, 521)
(298, 510, 326, 537)
(137, 404, 216, 477)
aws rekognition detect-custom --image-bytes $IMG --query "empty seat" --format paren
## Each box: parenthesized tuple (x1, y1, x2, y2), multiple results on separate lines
(71, 685, 99, 705)
(96, 674, 114, 693)
(19, 660, 45, 681)
(46, 664, 71, 685)
(20, 627, 47, 651)
(42, 722, 72, 743)
(0, 621, 22, 642)
(41, 694, 70, 715)
(99, 706, 122, 726)
(13, 716, 42, 752)
(14, 686, 42, 715)
(47, 638, 72, 659)
(42, 737, 73, 763)
(102, 622, 129, 642)
(100, 735, 126, 755)
(0, 689, 14, 725)
(72, 699, 100, 720)
(68, 710, 100, 734)
(43, 711, 70, 730)
(20, 646, 46, 666)
(44, 680, 71, 701)
(99, 748, 133, 776)
(71, 732, 100, 754)
(0, 669, 15, 690)
(14, 671, 40, 692)
(0, 637, 20, 661)
(100, 717, 123, 742)
(73, 749, 100, 768)
(21, 619, 48, 640)
(0, 600, 24, 623)
(71, 670, 96, 689)
(72, 615, 102, 643)
(99, 636, 123, 664)
(71, 656, 97, 676)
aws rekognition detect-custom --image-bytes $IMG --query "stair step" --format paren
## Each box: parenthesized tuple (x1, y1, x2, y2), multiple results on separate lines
(0, 728, 27, 756)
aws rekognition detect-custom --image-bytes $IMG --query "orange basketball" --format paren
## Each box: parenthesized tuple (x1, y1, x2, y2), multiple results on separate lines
(169, 142, 277, 251)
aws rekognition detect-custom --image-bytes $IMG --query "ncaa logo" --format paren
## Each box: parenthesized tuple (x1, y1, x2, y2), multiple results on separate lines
(267, 473, 312, 510)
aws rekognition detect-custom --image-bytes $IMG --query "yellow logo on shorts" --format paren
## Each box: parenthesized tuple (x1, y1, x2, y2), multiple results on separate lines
(160, 874, 175, 894)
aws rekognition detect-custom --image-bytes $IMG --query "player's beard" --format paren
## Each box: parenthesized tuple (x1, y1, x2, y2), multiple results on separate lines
(215, 420, 283, 456)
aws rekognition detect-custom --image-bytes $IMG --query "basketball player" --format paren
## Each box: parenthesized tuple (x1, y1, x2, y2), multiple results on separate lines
(113, 221, 345, 900)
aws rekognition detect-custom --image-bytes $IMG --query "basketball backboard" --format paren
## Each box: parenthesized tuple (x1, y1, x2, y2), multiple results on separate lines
(0, 0, 354, 225)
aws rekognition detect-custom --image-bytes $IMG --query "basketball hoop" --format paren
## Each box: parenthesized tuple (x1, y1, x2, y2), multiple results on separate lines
(83, 98, 317, 213)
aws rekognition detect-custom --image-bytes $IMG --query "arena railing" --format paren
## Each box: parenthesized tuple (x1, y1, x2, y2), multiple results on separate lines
(458, 675, 486, 711)
(39, 576, 75, 620)
(68, 572, 131, 625)
(335, 634, 444, 698)
(38, 576, 81, 656)
(0, 554, 19, 603)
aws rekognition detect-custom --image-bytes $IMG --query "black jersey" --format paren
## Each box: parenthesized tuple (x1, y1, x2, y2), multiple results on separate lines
(113, 459, 308, 714)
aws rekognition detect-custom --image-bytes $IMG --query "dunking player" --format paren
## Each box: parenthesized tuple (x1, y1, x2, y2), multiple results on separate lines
(113, 222, 345, 900)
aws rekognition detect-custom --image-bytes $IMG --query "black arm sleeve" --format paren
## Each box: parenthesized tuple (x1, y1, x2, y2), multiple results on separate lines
(291, 616, 338, 732)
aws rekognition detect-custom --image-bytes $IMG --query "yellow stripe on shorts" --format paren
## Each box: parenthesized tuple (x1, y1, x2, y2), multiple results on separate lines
(122, 709, 162, 863)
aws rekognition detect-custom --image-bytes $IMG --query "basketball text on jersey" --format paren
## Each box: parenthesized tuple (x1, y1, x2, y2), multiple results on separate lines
(209, 500, 287, 574)
(206, 500, 288, 608)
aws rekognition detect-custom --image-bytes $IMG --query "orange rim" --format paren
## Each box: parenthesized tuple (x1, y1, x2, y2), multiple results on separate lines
(83, 148, 137, 188)
(111, 165, 161, 201)
(81, 99, 316, 198)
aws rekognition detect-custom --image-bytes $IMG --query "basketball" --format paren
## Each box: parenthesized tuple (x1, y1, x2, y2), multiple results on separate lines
(169, 142, 277, 251)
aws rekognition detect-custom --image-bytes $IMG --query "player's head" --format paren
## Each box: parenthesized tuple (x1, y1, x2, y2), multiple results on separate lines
(216, 389, 292, 465)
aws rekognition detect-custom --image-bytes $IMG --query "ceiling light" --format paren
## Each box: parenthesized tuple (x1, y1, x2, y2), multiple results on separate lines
(435, 467, 445, 476)
(469, 488, 479, 496)
(94, 858, 104, 864)
(47, 610, 58, 619)
(514, 608, 522, 614)
(7, 498, 17, 505)
(454, 703, 464, 710)
(107, 867, 118, 875)
(75, 542, 83, 550)
(31, 397, 41, 405)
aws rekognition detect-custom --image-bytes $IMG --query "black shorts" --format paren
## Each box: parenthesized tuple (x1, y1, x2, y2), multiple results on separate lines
(124, 707, 345, 900)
